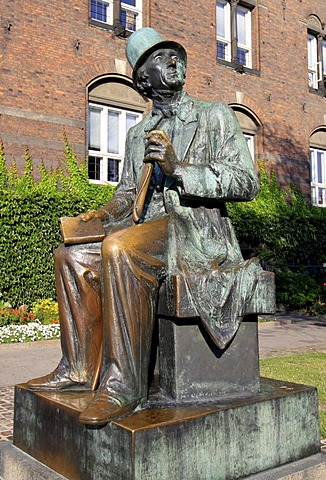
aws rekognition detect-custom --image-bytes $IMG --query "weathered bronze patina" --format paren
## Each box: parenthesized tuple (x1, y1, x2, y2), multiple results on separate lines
(27, 27, 264, 426)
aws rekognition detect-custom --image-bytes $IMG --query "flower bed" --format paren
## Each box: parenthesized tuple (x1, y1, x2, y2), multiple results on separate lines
(0, 298, 60, 344)
(0, 320, 60, 343)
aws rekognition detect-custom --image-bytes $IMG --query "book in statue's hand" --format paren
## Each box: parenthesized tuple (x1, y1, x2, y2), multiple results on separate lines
(60, 216, 106, 245)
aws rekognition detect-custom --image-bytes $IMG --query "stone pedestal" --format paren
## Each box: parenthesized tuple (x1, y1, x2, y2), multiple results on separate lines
(13, 379, 321, 480)
(158, 315, 260, 401)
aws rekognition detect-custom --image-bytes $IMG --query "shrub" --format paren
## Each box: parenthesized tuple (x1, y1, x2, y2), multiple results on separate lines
(275, 268, 322, 310)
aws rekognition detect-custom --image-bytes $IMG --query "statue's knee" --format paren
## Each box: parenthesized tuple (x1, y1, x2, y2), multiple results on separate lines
(54, 244, 66, 264)
(101, 235, 125, 260)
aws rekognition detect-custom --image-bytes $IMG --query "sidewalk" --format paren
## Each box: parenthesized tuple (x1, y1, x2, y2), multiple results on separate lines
(1, 313, 326, 443)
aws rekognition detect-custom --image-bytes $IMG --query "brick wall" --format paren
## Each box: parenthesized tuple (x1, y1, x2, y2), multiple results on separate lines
(0, 0, 325, 194)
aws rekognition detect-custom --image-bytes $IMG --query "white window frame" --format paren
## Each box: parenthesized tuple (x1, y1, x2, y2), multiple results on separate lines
(308, 34, 322, 89)
(236, 4, 252, 68)
(244, 133, 255, 162)
(216, 0, 231, 62)
(121, 0, 142, 32)
(90, 0, 113, 26)
(216, 1, 252, 68)
(310, 147, 326, 207)
(88, 103, 142, 185)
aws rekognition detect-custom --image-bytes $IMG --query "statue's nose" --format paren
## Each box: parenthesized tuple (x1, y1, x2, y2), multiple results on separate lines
(168, 57, 176, 67)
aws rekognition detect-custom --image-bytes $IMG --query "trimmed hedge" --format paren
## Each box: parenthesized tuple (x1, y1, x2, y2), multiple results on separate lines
(0, 139, 115, 306)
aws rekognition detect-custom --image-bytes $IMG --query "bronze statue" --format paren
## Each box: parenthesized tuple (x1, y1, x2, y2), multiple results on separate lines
(27, 28, 262, 426)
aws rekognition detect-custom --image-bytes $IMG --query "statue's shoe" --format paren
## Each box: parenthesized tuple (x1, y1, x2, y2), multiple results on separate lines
(27, 369, 91, 391)
(79, 390, 141, 425)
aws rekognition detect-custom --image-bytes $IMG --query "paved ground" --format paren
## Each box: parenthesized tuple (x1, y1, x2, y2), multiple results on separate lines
(1, 313, 326, 444)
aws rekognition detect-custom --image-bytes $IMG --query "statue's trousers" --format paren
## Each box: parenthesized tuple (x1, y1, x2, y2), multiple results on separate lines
(54, 215, 169, 400)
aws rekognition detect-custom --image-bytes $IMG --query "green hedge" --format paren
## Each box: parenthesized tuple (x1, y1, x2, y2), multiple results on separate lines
(228, 164, 326, 309)
(0, 139, 115, 306)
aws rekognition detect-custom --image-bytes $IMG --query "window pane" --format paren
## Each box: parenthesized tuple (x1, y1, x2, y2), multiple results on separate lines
(121, 9, 138, 31)
(217, 41, 228, 60)
(323, 40, 326, 75)
(237, 47, 248, 65)
(216, 2, 226, 38)
(91, 0, 109, 23)
(237, 9, 247, 46)
(317, 151, 324, 184)
(108, 111, 120, 154)
(318, 188, 325, 205)
(107, 159, 119, 182)
(89, 107, 102, 151)
(88, 156, 102, 181)
(122, 0, 136, 6)
(126, 113, 138, 132)
(307, 34, 317, 67)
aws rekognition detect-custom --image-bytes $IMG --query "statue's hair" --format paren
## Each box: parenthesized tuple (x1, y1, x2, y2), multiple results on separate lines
(134, 65, 151, 97)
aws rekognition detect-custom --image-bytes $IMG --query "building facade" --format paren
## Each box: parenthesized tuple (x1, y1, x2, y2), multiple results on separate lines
(0, 0, 325, 202)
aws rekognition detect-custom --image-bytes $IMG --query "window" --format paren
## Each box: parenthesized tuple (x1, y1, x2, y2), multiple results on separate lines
(310, 148, 326, 206)
(91, 0, 112, 24)
(121, 0, 142, 32)
(88, 104, 141, 184)
(87, 76, 146, 184)
(216, 0, 253, 69)
(307, 15, 326, 94)
(90, 0, 142, 33)
(216, 1, 231, 62)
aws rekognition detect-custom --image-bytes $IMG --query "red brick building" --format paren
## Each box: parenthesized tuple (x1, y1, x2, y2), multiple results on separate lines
(0, 1, 325, 202)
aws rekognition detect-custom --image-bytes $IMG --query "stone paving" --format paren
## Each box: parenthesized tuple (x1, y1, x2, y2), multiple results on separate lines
(0, 387, 14, 442)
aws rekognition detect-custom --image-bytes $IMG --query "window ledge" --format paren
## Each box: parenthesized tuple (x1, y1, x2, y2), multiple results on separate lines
(308, 86, 326, 97)
(88, 18, 132, 37)
(216, 58, 260, 77)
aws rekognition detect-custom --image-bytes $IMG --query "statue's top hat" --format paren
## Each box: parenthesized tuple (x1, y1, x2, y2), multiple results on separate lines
(126, 27, 187, 79)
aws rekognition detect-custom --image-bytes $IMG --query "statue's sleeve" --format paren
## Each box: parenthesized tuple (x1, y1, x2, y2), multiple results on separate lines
(175, 103, 259, 201)
(100, 130, 137, 220)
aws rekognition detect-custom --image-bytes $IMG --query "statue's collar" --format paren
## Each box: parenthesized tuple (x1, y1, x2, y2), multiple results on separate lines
(150, 92, 194, 122)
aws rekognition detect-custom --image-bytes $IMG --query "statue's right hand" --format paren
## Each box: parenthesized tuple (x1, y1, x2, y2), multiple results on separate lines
(79, 210, 107, 222)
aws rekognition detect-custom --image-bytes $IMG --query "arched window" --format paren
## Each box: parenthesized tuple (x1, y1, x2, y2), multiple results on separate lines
(229, 105, 261, 162)
(310, 128, 326, 206)
(87, 75, 147, 184)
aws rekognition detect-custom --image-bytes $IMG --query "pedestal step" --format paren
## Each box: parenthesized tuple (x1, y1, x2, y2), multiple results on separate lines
(13, 378, 321, 480)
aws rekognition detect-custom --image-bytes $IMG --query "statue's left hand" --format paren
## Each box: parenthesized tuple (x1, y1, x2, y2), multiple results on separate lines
(144, 130, 178, 177)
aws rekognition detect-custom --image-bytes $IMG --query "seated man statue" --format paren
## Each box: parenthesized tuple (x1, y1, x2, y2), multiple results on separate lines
(28, 28, 262, 426)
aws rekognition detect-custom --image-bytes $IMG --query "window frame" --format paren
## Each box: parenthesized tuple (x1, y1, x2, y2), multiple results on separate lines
(88, 102, 142, 185)
(307, 33, 322, 90)
(236, 4, 252, 69)
(310, 147, 326, 207)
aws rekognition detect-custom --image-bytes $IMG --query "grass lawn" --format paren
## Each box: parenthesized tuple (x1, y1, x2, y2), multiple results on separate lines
(260, 352, 326, 439)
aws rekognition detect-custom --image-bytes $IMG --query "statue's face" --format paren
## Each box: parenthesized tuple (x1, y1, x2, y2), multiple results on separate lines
(143, 48, 186, 92)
